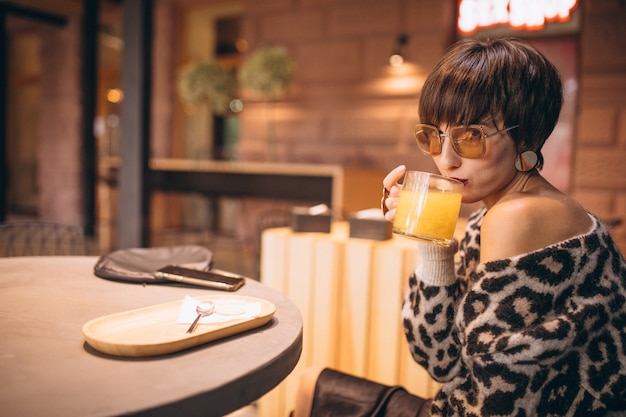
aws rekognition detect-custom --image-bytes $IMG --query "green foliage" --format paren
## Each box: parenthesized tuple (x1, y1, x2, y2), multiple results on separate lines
(177, 61, 238, 114)
(239, 46, 295, 99)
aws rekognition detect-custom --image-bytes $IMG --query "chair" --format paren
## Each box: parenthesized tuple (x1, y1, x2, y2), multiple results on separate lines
(0, 221, 87, 256)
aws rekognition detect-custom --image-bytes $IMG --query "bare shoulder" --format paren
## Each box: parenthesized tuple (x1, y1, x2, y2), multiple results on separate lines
(480, 194, 592, 262)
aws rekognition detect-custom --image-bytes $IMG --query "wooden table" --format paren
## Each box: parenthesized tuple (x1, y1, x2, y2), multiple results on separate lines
(0, 256, 302, 417)
(256, 222, 470, 416)
(149, 159, 345, 207)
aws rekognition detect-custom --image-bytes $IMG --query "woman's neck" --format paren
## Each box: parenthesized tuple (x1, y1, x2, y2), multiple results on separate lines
(483, 169, 543, 209)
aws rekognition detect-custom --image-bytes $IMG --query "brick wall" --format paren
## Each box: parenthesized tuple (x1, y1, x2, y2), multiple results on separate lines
(238, 0, 626, 253)
(237, 0, 451, 175)
(573, 0, 626, 253)
(38, 16, 83, 225)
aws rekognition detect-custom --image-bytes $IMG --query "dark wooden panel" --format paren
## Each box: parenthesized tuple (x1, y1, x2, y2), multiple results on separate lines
(149, 170, 334, 203)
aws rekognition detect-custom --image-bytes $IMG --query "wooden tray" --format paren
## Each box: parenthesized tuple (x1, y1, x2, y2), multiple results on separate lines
(82, 295, 276, 357)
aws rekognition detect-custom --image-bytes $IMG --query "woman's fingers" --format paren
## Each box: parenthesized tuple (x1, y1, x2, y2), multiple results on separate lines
(381, 165, 406, 220)
(383, 165, 406, 193)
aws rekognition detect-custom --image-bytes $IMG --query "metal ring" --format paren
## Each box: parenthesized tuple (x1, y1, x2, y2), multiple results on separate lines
(381, 187, 390, 215)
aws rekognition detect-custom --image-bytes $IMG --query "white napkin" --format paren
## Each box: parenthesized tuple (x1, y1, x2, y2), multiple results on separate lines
(176, 295, 261, 324)
(307, 203, 330, 215)
(354, 208, 386, 219)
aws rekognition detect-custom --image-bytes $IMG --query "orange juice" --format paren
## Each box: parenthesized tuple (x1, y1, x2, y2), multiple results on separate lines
(393, 180, 463, 246)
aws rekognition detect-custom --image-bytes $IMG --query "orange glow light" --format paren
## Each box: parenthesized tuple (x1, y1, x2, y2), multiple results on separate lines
(106, 88, 123, 103)
(457, 0, 578, 34)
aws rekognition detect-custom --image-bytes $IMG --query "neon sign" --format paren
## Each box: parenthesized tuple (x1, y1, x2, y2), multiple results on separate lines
(457, 0, 579, 34)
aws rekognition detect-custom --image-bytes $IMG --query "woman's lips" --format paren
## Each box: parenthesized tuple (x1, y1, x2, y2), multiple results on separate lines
(451, 177, 468, 186)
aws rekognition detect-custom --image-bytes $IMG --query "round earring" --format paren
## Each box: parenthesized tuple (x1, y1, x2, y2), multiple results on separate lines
(515, 150, 538, 172)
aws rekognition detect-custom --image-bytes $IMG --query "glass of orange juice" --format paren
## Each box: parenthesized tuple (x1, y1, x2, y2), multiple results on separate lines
(392, 171, 464, 246)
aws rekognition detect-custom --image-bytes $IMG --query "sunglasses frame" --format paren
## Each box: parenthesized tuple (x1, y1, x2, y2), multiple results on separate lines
(414, 123, 520, 159)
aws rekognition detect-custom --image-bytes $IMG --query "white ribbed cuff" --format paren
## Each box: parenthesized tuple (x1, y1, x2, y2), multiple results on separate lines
(415, 240, 458, 286)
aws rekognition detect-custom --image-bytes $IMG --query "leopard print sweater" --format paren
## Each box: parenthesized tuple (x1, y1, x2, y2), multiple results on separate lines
(402, 208, 626, 417)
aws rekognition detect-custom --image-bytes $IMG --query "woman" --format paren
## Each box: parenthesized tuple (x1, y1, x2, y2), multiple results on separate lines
(293, 38, 626, 417)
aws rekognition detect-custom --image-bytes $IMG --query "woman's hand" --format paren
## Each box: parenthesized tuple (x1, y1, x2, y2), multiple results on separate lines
(381, 165, 406, 222)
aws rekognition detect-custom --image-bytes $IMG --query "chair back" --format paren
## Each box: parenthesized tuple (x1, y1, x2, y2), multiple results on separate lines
(0, 221, 87, 256)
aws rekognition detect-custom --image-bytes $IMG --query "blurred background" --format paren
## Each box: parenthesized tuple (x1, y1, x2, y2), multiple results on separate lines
(1, 0, 625, 278)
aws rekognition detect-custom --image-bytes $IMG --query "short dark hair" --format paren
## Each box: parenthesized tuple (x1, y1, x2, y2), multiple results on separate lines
(418, 38, 563, 169)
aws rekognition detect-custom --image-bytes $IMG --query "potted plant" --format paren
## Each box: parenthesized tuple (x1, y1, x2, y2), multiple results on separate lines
(239, 45, 295, 100)
(177, 60, 238, 114)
